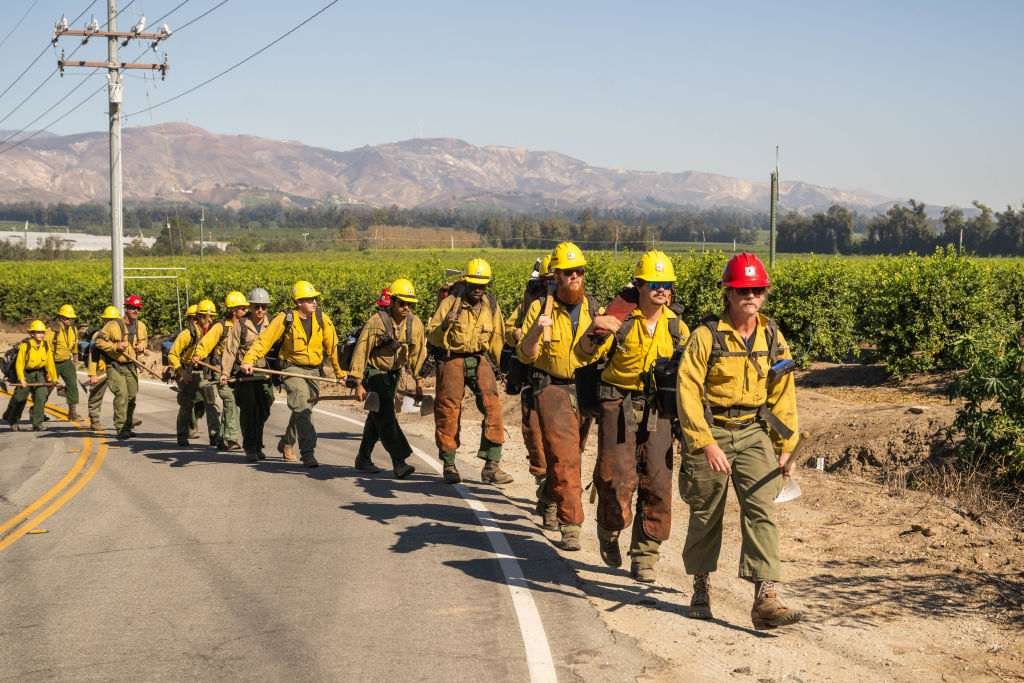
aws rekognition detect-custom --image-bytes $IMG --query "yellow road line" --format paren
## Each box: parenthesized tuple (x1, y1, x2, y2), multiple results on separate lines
(0, 388, 107, 551)
(0, 441, 108, 551)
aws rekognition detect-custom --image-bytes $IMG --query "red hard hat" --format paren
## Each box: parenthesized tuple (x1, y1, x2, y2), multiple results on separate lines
(721, 253, 770, 288)
(124, 294, 143, 309)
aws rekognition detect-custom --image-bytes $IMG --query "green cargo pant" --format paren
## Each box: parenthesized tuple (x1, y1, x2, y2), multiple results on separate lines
(106, 363, 139, 434)
(176, 373, 221, 444)
(280, 364, 321, 458)
(216, 381, 241, 445)
(680, 422, 784, 582)
(357, 368, 412, 468)
(236, 379, 274, 457)
(3, 369, 51, 429)
(55, 358, 79, 410)
(87, 376, 107, 425)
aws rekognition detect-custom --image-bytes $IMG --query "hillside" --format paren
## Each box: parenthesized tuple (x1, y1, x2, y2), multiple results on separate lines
(0, 123, 895, 213)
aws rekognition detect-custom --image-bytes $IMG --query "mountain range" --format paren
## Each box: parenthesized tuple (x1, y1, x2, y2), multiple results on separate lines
(0, 123, 897, 214)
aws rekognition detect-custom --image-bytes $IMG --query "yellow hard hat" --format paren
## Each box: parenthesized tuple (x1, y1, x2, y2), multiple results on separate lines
(224, 291, 249, 309)
(540, 254, 553, 276)
(196, 299, 217, 316)
(186, 304, 198, 317)
(291, 280, 321, 301)
(387, 278, 418, 303)
(27, 319, 47, 333)
(58, 304, 77, 319)
(464, 258, 492, 285)
(101, 305, 121, 320)
(551, 241, 587, 270)
(633, 250, 677, 282)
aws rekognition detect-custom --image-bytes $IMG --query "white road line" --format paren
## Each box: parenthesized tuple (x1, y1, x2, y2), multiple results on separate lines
(306, 403, 559, 683)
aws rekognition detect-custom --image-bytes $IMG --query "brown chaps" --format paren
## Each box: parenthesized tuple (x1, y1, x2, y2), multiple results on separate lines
(534, 383, 591, 526)
(521, 386, 547, 477)
(434, 356, 505, 454)
(594, 392, 674, 541)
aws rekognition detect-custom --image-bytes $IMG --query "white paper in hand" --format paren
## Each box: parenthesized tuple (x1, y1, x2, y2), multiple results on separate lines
(774, 478, 802, 503)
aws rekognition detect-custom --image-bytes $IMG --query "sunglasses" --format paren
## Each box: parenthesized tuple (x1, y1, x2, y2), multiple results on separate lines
(644, 281, 673, 291)
(558, 267, 586, 277)
(395, 300, 413, 307)
(734, 287, 767, 297)
(251, 304, 268, 310)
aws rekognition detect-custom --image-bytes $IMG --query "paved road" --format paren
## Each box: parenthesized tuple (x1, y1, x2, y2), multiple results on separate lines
(0, 382, 659, 681)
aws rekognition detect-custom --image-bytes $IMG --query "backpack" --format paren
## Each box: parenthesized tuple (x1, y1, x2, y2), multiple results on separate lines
(78, 327, 99, 363)
(2, 338, 49, 382)
(339, 309, 416, 372)
(700, 315, 793, 440)
(502, 281, 553, 396)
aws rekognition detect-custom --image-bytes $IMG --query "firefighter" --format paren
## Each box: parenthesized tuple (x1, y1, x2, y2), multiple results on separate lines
(240, 280, 345, 468)
(517, 242, 599, 550)
(347, 278, 427, 478)
(575, 250, 689, 582)
(426, 258, 510, 485)
(193, 291, 250, 453)
(505, 254, 557, 528)
(676, 252, 801, 629)
(47, 304, 80, 421)
(85, 306, 121, 431)
(3, 320, 58, 431)
(218, 288, 275, 462)
(94, 295, 149, 441)
(167, 299, 222, 447)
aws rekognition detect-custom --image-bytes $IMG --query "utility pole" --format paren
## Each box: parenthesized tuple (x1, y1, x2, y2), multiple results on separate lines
(53, 4, 171, 311)
(769, 145, 779, 269)
(200, 207, 205, 258)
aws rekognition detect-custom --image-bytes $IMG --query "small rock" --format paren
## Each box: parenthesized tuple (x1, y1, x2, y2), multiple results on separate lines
(733, 666, 752, 675)
(908, 406, 926, 414)
(922, 527, 936, 537)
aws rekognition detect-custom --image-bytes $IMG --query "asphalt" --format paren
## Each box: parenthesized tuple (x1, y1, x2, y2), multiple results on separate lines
(0, 382, 661, 681)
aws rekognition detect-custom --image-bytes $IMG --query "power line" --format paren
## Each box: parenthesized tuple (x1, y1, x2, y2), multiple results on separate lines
(0, 0, 98, 104)
(127, 0, 340, 119)
(0, 0, 43, 52)
(172, 0, 230, 34)
(151, 0, 196, 27)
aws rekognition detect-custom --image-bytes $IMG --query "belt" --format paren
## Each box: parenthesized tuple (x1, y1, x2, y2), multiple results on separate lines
(447, 351, 482, 359)
(713, 416, 758, 430)
(710, 405, 760, 418)
(286, 363, 320, 369)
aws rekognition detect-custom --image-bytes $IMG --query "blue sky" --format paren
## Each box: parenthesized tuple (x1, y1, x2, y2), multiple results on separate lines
(1, 0, 1022, 207)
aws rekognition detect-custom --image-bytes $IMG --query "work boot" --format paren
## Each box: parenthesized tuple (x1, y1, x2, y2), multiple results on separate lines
(689, 573, 713, 620)
(301, 453, 319, 468)
(751, 581, 802, 630)
(89, 419, 100, 432)
(67, 407, 78, 421)
(257, 451, 267, 461)
(541, 503, 559, 531)
(278, 438, 299, 462)
(393, 462, 415, 479)
(480, 460, 513, 485)
(221, 440, 242, 452)
(631, 563, 656, 584)
(355, 458, 383, 474)
(189, 429, 200, 440)
(443, 462, 461, 484)
(245, 451, 259, 463)
(177, 437, 189, 447)
(132, 418, 143, 427)
(597, 526, 622, 568)
(557, 524, 581, 551)
(116, 429, 132, 441)
(7, 420, 19, 432)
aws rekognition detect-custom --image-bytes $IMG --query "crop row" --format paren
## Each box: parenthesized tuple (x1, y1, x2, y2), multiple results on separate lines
(1, 248, 1021, 376)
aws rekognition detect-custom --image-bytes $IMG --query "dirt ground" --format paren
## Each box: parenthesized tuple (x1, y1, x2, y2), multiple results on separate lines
(4, 329, 1022, 681)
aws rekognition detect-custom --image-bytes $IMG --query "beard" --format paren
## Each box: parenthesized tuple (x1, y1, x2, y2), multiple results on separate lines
(556, 280, 584, 306)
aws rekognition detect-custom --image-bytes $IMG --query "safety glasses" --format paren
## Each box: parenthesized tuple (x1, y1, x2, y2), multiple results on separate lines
(251, 304, 268, 310)
(558, 267, 586, 277)
(734, 287, 767, 297)
(645, 281, 673, 291)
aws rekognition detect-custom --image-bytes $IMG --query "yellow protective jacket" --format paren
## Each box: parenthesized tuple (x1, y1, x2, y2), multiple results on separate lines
(348, 310, 426, 380)
(46, 323, 78, 363)
(94, 318, 149, 365)
(86, 330, 106, 378)
(242, 310, 344, 377)
(16, 339, 57, 383)
(166, 324, 205, 371)
(676, 313, 799, 453)
(219, 315, 271, 375)
(574, 306, 690, 391)
(427, 295, 504, 365)
(516, 295, 598, 380)
(193, 319, 237, 365)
